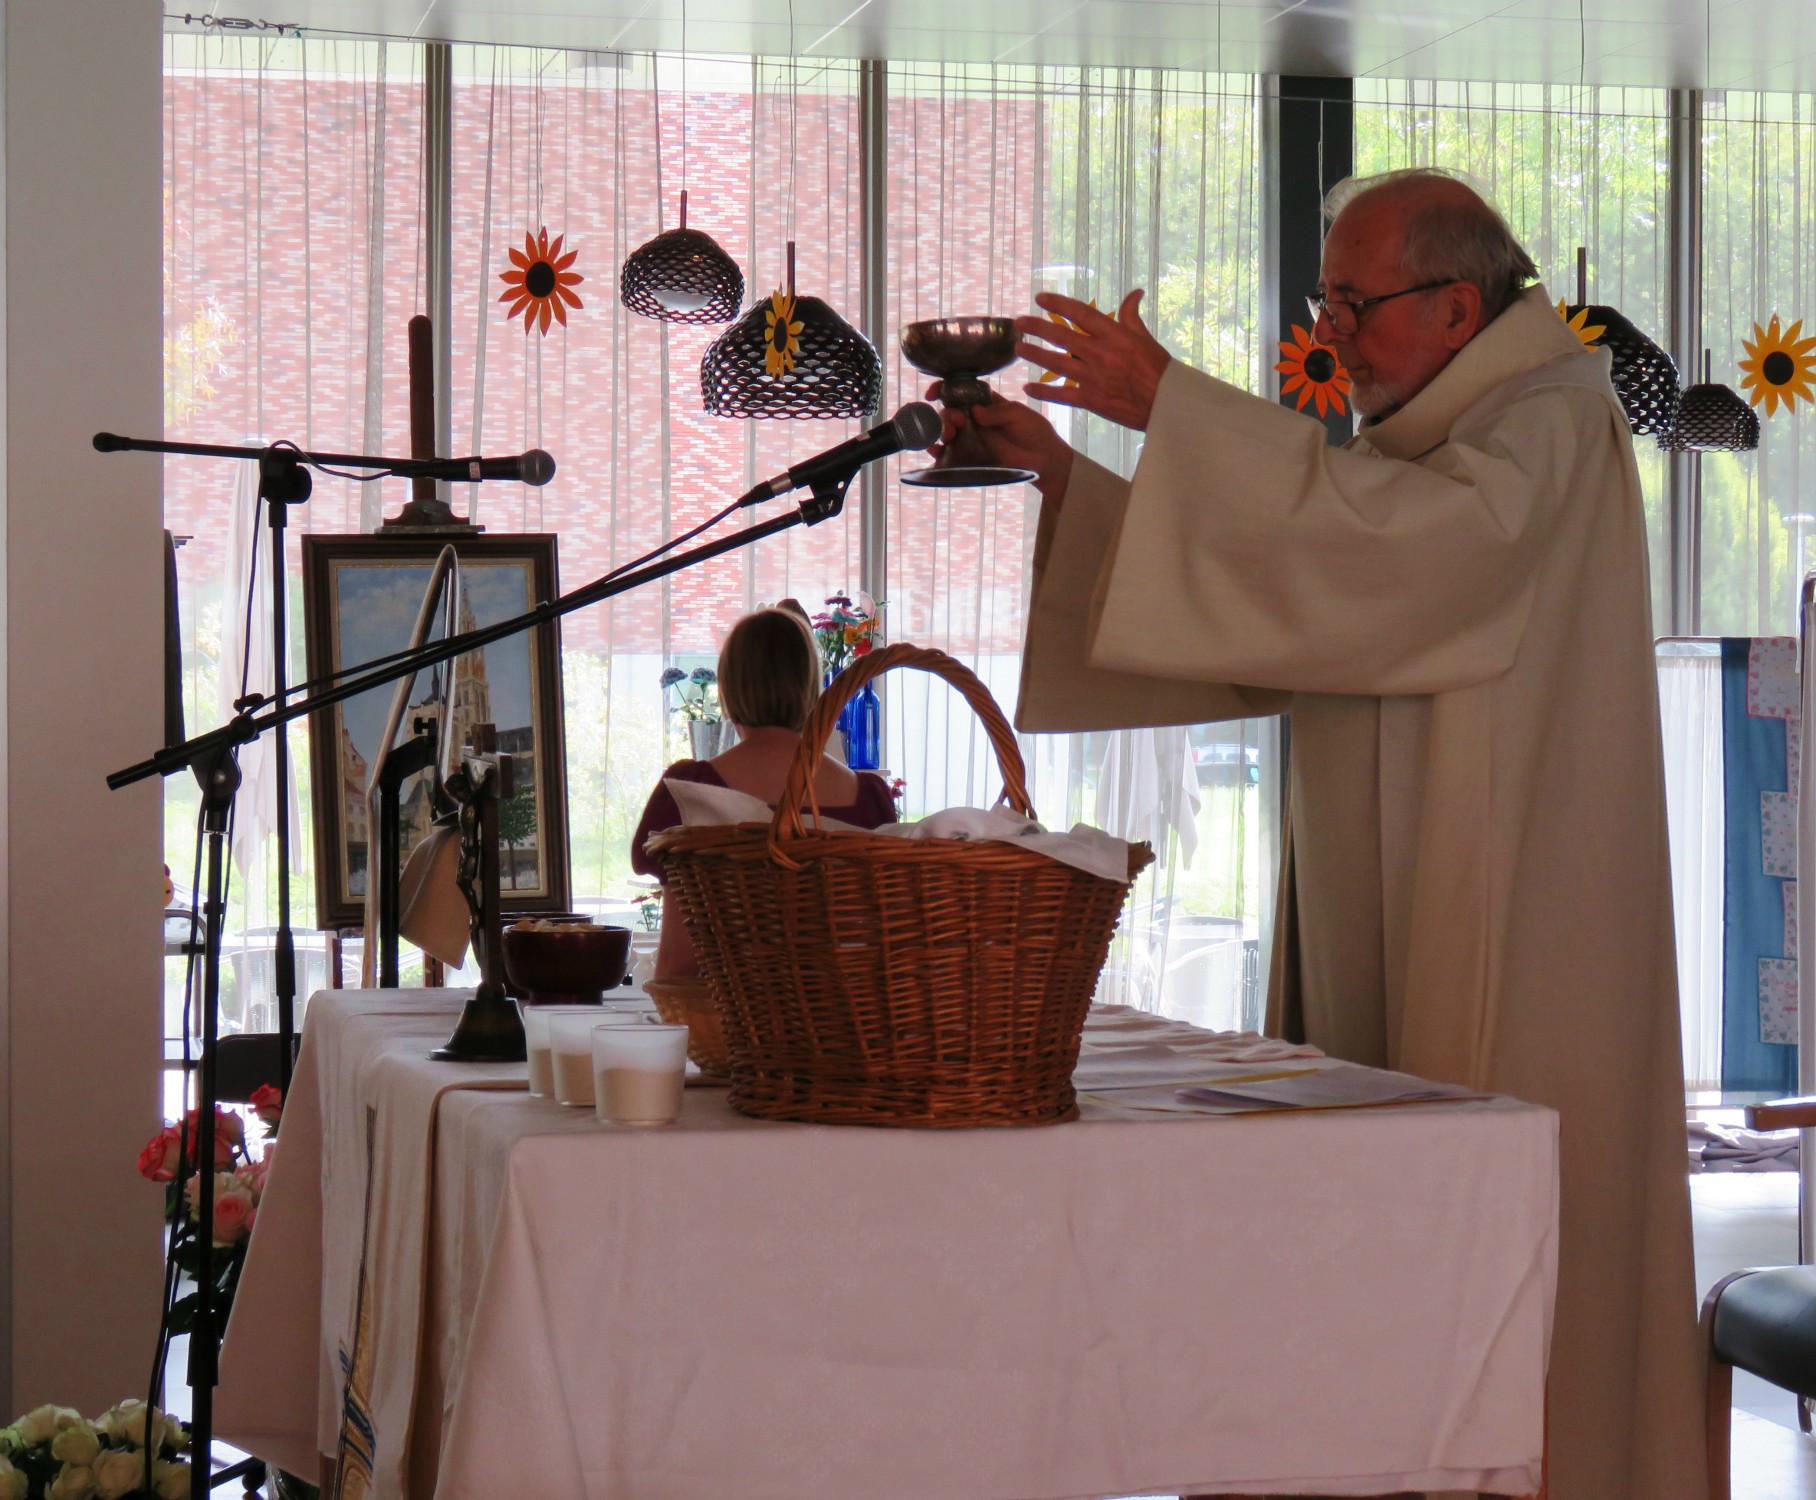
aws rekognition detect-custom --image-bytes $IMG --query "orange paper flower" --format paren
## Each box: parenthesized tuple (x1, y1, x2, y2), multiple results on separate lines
(499, 227, 584, 335)
(1274, 324, 1351, 419)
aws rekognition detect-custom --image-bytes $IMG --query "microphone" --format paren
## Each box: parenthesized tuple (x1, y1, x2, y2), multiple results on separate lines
(388, 450, 556, 487)
(742, 403, 942, 506)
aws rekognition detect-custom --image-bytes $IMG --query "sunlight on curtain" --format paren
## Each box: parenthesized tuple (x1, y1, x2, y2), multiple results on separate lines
(1701, 93, 1816, 636)
(445, 48, 867, 915)
(163, 34, 425, 1030)
(884, 65, 1272, 1024)
(1657, 648, 1726, 1089)
(1354, 82, 1674, 632)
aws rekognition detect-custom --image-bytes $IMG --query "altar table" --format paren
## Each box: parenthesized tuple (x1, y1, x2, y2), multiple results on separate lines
(216, 989, 1558, 1500)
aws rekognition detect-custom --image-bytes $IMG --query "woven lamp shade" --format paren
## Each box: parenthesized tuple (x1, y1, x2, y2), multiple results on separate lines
(1564, 303, 1681, 435)
(701, 243, 881, 420)
(1661, 380, 1762, 453)
(620, 193, 743, 326)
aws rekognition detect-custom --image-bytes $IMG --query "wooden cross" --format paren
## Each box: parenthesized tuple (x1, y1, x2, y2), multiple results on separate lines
(380, 314, 481, 533)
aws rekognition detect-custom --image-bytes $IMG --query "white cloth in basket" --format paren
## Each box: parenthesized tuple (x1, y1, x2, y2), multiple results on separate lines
(664, 778, 1138, 882)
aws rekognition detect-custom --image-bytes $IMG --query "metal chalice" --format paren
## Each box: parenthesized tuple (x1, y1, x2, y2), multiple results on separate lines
(899, 317, 1038, 488)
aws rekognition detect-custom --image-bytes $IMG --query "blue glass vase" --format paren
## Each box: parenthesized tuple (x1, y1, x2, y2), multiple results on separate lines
(824, 671, 857, 762)
(846, 681, 881, 770)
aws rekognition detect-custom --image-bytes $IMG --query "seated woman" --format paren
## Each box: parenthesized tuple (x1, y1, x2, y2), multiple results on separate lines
(631, 606, 898, 980)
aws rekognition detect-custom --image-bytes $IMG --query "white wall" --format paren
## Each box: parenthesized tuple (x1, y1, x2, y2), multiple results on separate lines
(2, 0, 165, 1413)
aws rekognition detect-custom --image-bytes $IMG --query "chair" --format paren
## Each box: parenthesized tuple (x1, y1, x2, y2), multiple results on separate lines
(1700, 1094, 1816, 1500)
(213, 1031, 297, 1104)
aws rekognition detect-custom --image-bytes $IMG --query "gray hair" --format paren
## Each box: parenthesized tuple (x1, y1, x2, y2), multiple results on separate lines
(1323, 168, 1539, 319)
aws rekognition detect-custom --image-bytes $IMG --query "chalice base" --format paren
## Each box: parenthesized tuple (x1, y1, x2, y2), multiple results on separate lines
(901, 461, 1038, 488)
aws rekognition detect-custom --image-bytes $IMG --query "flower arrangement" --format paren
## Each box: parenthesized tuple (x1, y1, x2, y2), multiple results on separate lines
(0, 1400, 191, 1499)
(660, 666, 721, 724)
(811, 594, 882, 678)
(632, 890, 661, 932)
(138, 1091, 281, 1340)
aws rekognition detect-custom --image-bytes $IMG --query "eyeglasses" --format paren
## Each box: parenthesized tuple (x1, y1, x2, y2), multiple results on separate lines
(1307, 279, 1455, 336)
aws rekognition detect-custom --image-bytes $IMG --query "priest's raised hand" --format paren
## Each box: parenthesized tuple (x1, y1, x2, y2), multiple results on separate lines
(1014, 288, 1171, 430)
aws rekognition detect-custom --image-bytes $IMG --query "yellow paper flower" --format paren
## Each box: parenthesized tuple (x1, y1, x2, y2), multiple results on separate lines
(764, 288, 803, 376)
(1035, 300, 1100, 385)
(1556, 301, 1607, 348)
(1273, 324, 1351, 419)
(1739, 315, 1816, 415)
(498, 228, 584, 335)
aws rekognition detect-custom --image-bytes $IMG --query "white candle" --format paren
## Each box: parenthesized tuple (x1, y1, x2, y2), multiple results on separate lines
(592, 1023, 690, 1125)
(549, 1010, 644, 1107)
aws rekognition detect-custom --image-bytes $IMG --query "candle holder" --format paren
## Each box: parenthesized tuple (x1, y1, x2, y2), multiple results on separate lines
(899, 317, 1037, 488)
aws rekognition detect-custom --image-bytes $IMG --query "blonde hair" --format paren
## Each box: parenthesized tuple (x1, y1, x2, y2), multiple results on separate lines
(717, 608, 822, 731)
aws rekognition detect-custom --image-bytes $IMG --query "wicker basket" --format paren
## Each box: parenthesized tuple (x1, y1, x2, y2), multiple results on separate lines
(647, 644, 1153, 1128)
(645, 977, 730, 1077)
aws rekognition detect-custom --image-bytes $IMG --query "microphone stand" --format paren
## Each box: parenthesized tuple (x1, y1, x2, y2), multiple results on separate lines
(106, 460, 858, 1500)
(100, 429, 559, 1095)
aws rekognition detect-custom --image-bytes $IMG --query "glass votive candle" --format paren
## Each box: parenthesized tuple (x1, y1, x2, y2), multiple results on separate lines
(592, 1022, 690, 1126)
(549, 1009, 643, 1107)
(517, 1002, 581, 1099)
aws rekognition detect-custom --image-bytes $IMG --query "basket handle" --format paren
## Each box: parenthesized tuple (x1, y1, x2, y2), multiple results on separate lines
(768, 642, 1033, 864)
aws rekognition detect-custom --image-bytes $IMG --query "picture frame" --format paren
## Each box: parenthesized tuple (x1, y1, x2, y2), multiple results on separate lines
(301, 532, 571, 930)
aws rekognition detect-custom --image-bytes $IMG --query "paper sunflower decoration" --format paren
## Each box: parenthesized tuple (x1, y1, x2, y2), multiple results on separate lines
(764, 288, 803, 376)
(1274, 324, 1351, 419)
(499, 228, 584, 335)
(1739, 317, 1816, 415)
(1557, 300, 1608, 348)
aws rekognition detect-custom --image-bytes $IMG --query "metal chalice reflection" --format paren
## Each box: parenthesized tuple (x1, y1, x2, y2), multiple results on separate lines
(899, 317, 1038, 488)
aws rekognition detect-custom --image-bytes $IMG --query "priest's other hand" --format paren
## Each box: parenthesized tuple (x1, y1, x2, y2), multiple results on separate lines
(1015, 289, 1171, 431)
(924, 382, 1075, 504)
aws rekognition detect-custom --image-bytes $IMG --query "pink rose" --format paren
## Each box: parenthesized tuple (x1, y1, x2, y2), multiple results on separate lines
(248, 1084, 283, 1128)
(210, 1184, 255, 1246)
(138, 1125, 183, 1183)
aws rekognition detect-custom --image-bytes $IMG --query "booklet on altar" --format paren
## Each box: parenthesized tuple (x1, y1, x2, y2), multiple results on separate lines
(1174, 1065, 1488, 1113)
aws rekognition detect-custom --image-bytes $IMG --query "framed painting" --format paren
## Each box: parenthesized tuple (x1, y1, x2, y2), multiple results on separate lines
(302, 532, 570, 930)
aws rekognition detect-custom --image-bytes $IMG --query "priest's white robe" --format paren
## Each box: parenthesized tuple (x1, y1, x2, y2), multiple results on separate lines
(1018, 286, 1702, 1500)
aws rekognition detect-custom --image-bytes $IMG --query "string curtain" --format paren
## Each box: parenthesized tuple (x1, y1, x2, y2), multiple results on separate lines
(1354, 82, 1675, 631)
(163, 33, 427, 1030)
(444, 48, 868, 905)
(883, 64, 1275, 1025)
(1701, 93, 1816, 635)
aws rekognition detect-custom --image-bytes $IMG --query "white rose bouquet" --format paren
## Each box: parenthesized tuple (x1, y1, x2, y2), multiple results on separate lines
(0, 1402, 189, 1500)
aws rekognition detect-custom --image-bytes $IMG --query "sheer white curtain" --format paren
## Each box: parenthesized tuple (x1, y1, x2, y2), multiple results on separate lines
(1355, 82, 1675, 631)
(1701, 94, 1816, 636)
(1657, 648, 1726, 1090)
(163, 34, 426, 1025)
(445, 48, 868, 909)
(884, 65, 1274, 1023)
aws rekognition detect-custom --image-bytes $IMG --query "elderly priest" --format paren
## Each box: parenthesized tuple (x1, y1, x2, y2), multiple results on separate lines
(961, 168, 1702, 1500)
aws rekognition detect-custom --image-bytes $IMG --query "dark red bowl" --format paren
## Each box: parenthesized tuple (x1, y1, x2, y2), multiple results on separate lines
(501, 923, 633, 1005)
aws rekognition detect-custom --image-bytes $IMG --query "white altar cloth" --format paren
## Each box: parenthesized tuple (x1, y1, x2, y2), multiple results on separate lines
(217, 989, 1557, 1500)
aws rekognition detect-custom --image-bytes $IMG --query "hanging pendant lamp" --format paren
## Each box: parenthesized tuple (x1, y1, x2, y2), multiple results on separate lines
(1661, 350, 1761, 453)
(621, 190, 745, 324)
(1558, 248, 1680, 436)
(701, 242, 881, 419)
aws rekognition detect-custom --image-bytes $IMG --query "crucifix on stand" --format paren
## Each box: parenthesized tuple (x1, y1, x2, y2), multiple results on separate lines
(382, 314, 485, 534)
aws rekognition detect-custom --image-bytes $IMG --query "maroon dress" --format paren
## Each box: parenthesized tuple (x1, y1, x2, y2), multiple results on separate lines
(630, 759, 899, 883)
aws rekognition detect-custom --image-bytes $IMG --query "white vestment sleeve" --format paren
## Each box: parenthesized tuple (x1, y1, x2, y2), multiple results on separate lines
(1090, 360, 1600, 698)
(1016, 453, 1289, 733)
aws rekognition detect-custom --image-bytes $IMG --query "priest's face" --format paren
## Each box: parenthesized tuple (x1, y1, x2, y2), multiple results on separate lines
(1315, 194, 1485, 418)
